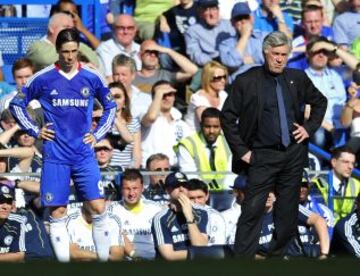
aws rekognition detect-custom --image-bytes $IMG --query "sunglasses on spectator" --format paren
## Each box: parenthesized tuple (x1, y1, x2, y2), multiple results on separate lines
(162, 91, 176, 99)
(114, 25, 136, 32)
(144, 50, 159, 56)
(211, 75, 226, 82)
(95, 146, 112, 152)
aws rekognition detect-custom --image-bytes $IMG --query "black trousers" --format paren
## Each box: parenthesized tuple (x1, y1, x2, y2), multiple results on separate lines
(234, 143, 307, 257)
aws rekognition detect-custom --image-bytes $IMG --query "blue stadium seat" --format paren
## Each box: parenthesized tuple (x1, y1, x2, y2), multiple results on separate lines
(0, 17, 48, 84)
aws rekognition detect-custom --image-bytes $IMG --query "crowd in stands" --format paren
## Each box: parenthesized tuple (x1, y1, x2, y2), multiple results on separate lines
(0, 0, 360, 262)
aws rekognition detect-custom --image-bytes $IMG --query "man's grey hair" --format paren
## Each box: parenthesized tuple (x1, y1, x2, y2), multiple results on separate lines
(262, 31, 292, 53)
(48, 12, 72, 29)
(111, 54, 137, 74)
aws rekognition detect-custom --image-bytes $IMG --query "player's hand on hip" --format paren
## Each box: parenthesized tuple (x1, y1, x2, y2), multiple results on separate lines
(38, 123, 55, 141)
(83, 132, 96, 147)
(292, 123, 309, 143)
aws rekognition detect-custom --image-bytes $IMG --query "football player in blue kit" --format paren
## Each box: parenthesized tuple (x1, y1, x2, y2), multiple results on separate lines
(9, 28, 116, 262)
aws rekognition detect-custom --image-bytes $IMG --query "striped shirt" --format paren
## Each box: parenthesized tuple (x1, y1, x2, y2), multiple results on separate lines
(109, 117, 140, 168)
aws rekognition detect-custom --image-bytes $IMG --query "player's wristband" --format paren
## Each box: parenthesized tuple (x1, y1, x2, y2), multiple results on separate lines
(186, 218, 196, 224)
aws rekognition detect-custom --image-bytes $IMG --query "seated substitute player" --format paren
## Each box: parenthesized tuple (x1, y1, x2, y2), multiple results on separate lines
(9, 28, 117, 262)
(187, 178, 226, 246)
(221, 175, 247, 245)
(257, 192, 330, 259)
(152, 172, 209, 261)
(66, 204, 124, 261)
(109, 168, 162, 260)
(0, 183, 26, 262)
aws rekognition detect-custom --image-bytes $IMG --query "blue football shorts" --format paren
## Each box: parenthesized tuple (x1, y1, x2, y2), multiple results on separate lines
(40, 157, 103, 207)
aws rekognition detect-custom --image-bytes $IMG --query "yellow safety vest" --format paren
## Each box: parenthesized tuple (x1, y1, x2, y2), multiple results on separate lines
(313, 177, 360, 223)
(175, 132, 231, 191)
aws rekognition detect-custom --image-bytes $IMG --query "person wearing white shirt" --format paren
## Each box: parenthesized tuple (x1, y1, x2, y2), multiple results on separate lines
(111, 54, 151, 125)
(97, 14, 142, 82)
(66, 205, 124, 261)
(221, 175, 247, 245)
(109, 169, 162, 260)
(141, 80, 191, 167)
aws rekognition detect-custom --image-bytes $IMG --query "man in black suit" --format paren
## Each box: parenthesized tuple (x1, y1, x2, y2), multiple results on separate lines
(221, 31, 327, 258)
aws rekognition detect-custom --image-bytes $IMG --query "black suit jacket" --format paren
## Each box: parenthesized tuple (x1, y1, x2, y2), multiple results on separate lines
(220, 66, 327, 174)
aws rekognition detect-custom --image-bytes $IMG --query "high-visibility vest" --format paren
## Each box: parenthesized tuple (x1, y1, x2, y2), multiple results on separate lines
(175, 132, 231, 191)
(313, 177, 360, 223)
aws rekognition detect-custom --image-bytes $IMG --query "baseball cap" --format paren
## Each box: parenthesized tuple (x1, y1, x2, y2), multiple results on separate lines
(230, 175, 248, 190)
(198, 0, 219, 8)
(231, 2, 251, 19)
(164, 172, 188, 188)
(0, 183, 15, 200)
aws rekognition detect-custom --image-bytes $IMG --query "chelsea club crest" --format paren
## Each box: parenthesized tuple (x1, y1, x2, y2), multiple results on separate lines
(81, 87, 90, 97)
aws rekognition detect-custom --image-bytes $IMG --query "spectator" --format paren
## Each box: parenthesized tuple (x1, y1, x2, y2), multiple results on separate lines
(176, 108, 234, 191)
(187, 178, 226, 246)
(185, 61, 228, 132)
(331, 193, 360, 257)
(219, 2, 267, 82)
(312, 146, 360, 223)
(141, 80, 191, 167)
(27, 13, 99, 71)
(221, 175, 247, 245)
(97, 14, 141, 82)
(300, 170, 335, 239)
(253, 0, 294, 39)
(134, 0, 175, 41)
(0, 58, 42, 117)
(109, 169, 162, 260)
(151, 172, 208, 261)
(309, 38, 360, 71)
(184, 0, 236, 67)
(94, 136, 122, 200)
(0, 109, 16, 138)
(111, 54, 152, 125)
(66, 204, 124, 261)
(108, 82, 141, 169)
(341, 66, 360, 155)
(257, 191, 330, 259)
(332, 0, 360, 48)
(52, 0, 101, 49)
(0, 183, 26, 262)
(143, 153, 171, 205)
(305, 37, 347, 149)
(134, 40, 198, 93)
(159, 0, 199, 57)
(288, 4, 333, 70)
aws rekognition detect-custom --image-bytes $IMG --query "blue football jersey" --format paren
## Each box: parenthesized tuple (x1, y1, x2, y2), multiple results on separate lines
(0, 215, 26, 254)
(9, 64, 116, 164)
